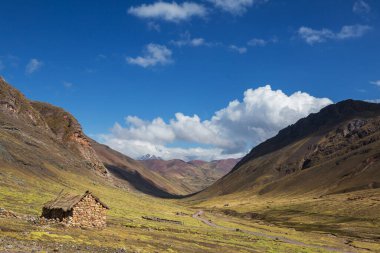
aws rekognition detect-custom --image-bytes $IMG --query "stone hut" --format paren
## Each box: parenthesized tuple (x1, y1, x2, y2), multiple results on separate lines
(42, 190, 109, 228)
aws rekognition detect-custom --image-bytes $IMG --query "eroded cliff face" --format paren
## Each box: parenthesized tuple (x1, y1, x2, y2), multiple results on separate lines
(30, 101, 108, 175)
(300, 118, 380, 170)
(0, 79, 182, 197)
(69, 131, 108, 175)
(0, 77, 107, 175)
(0, 77, 47, 128)
(275, 117, 380, 176)
(193, 100, 380, 199)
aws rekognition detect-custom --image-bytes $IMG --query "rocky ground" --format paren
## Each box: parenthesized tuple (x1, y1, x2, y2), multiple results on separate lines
(0, 237, 128, 253)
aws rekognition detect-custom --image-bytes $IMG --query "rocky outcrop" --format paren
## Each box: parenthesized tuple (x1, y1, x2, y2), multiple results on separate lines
(232, 100, 380, 174)
(0, 78, 107, 175)
(193, 100, 380, 199)
(31, 101, 108, 175)
(0, 79, 178, 198)
(0, 77, 48, 128)
(0, 207, 18, 218)
(300, 118, 380, 171)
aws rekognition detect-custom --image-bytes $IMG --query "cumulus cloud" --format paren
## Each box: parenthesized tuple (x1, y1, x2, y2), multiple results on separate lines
(248, 37, 278, 47)
(229, 45, 247, 54)
(207, 0, 268, 15)
(128, 1, 207, 22)
(99, 85, 332, 161)
(127, 44, 173, 68)
(25, 58, 43, 74)
(298, 24, 371, 45)
(370, 80, 380, 87)
(147, 21, 161, 32)
(353, 0, 370, 15)
(170, 32, 207, 47)
(366, 99, 380, 103)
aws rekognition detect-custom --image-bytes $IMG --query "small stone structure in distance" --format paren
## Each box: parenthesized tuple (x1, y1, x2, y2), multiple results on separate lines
(42, 190, 109, 228)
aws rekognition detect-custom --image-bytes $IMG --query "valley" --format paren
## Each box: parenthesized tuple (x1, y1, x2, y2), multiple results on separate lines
(0, 163, 373, 253)
(139, 157, 240, 194)
(1, 78, 380, 252)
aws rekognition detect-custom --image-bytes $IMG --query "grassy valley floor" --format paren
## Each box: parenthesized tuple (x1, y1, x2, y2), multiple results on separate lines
(185, 189, 380, 253)
(0, 164, 379, 252)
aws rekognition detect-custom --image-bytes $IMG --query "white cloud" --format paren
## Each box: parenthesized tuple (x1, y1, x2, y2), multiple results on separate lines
(96, 54, 107, 60)
(170, 32, 207, 47)
(247, 38, 267, 47)
(128, 1, 207, 22)
(353, 0, 370, 15)
(298, 24, 371, 45)
(147, 21, 161, 32)
(247, 37, 278, 47)
(207, 0, 268, 15)
(25, 58, 43, 74)
(63, 81, 73, 88)
(99, 85, 332, 161)
(127, 44, 173, 68)
(366, 99, 380, 103)
(370, 80, 380, 86)
(229, 45, 247, 54)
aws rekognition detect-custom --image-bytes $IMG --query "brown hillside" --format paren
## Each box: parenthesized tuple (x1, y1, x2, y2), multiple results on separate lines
(194, 100, 380, 199)
(0, 78, 178, 197)
(91, 141, 183, 197)
(141, 158, 239, 194)
(31, 101, 107, 175)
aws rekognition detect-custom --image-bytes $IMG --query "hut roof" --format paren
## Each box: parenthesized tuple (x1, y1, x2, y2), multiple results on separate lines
(43, 190, 109, 211)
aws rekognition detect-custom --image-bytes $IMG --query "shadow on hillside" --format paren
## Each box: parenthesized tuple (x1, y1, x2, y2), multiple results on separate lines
(106, 165, 182, 199)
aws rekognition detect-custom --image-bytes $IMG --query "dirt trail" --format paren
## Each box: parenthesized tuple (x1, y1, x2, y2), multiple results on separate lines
(192, 210, 357, 253)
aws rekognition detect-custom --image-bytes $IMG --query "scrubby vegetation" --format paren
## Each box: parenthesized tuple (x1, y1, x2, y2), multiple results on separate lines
(0, 162, 367, 253)
(1, 79, 380, 252)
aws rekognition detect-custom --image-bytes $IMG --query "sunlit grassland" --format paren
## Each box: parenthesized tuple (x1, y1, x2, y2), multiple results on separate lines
(185, 189, 380, 252)
(0, 163, 377, 252)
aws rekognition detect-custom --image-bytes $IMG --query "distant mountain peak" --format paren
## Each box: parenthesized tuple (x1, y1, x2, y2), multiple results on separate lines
(139, 154, 163, 161)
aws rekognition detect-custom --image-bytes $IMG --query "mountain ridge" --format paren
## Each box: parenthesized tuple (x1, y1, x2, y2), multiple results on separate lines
(231, 99, 380, 174)
(141, 158, 240, 194)
(192, 99, 380, 200)
(0, 79, 183, 197)
(138, 154, 163, 161)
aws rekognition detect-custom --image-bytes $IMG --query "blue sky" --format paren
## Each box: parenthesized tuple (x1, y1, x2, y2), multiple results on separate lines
(0, 0, 379, 160)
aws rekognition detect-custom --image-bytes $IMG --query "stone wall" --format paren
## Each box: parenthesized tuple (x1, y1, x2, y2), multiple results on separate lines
(70, 195, 107, 228)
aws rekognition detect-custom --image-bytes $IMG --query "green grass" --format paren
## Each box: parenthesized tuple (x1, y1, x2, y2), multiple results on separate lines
(1, 163, 377, 252)
(186, 188, 380, 252)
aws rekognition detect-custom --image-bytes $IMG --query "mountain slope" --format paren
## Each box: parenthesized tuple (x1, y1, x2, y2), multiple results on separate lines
(187, 100, 380, 239)
(0, 78, 104, 179)
(31, 101, 107, 175)
(193, 100, 380, 199)
(140, 158, 239, 194)
(0, 78, 179, 197)
(91, 141, 183, 197)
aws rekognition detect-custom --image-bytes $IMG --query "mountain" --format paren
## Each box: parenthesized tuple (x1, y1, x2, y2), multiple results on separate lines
(139, 154, 163, 160)
(1, 78, 379, 250)
(140, 158, 240, 194)
(0, 78, 179, 197)
(0, 77, 105, 177)
(188, 100, 380, 239)
(194, 100, 380, 199)
(31, 101, 108, 175)
(91, 141, 184, 196)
